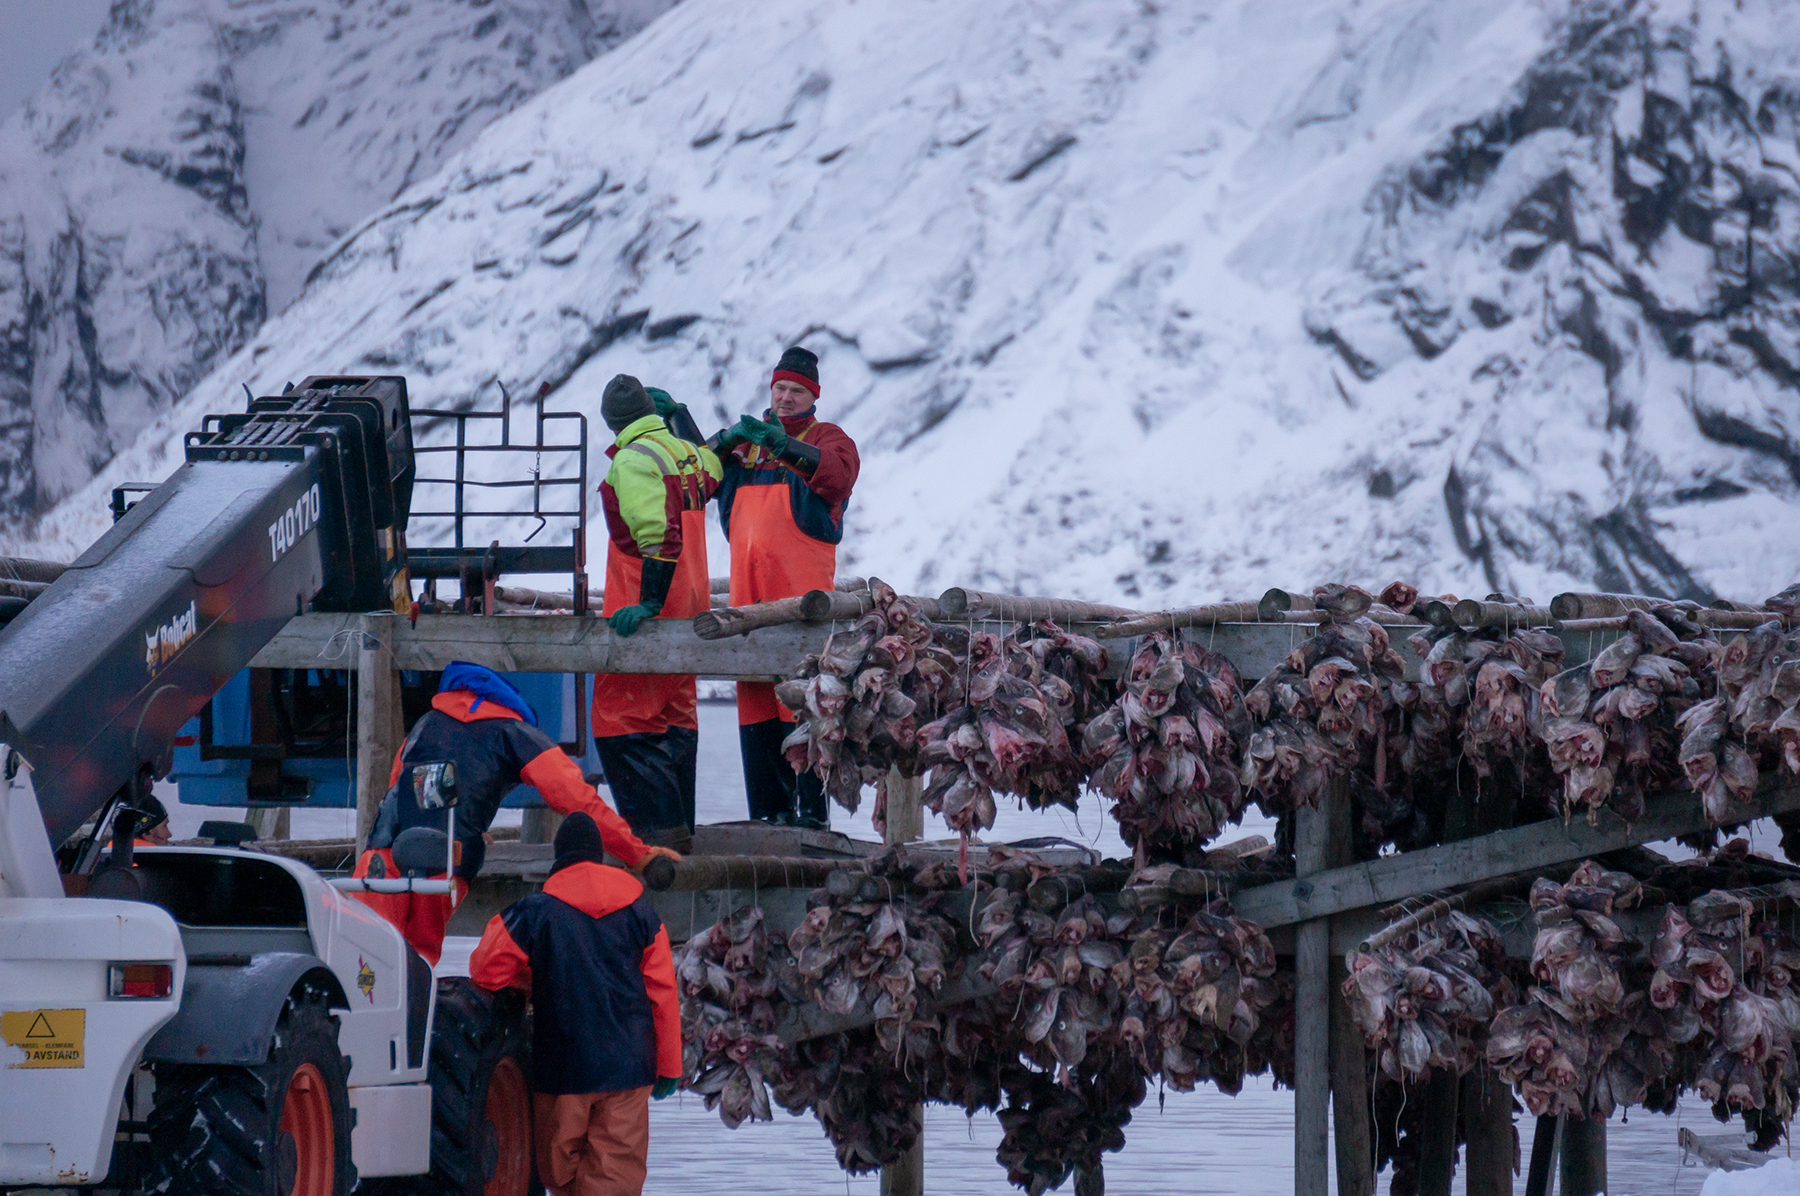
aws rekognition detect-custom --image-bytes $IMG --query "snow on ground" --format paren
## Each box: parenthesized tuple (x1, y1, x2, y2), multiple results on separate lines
(1700, 1157, 1800, 1196)
(14, 0, 1800, 610)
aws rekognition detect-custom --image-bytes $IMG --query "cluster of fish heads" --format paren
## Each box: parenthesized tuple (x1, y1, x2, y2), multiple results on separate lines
(1343, 909, 1516, 1083)
(914, 621, 1111, 856)
(1082, 631, 1251, 864)
(1487, 861, 1678, 1121)
(674, 906, 788, 1129)
(1241, 585, 1408, 818)
(777, 581, 957, 819)
(1647, 885, 1800, 1135)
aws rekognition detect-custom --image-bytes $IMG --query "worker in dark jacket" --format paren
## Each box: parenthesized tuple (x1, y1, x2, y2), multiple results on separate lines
(591, 376, 722, 847)
(352, 662, 678, 965)
(712, 346, 860, 828)
(469, 812, 682, 1196)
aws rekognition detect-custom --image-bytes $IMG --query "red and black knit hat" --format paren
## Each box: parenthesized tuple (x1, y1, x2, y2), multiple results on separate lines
(771, 345, 820, 398)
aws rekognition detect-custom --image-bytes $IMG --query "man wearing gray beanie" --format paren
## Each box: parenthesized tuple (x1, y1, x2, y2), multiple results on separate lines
(592, 374, 721, 845)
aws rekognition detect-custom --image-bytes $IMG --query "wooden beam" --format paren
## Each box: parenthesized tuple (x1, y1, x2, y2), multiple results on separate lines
(250, 611, 1636, 690)
(1232, 779, 1800, 931)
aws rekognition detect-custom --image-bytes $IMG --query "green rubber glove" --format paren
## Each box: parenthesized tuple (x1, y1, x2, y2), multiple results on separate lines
(609, 603, 657, 637)
(714, 424, 747, 452)
(736, 414, 788, 455)
(647, 387, 678, 419)
(652, 1076, 680, 1100)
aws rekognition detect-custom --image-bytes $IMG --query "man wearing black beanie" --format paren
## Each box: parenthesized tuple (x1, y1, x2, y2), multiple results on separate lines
(469, 812, 682, 1195)
(709, 346, 860, 828)
(593, 373, 722, 846)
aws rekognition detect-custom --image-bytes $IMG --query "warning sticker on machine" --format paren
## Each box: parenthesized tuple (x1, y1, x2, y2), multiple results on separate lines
(1, 1008, 85, 1068)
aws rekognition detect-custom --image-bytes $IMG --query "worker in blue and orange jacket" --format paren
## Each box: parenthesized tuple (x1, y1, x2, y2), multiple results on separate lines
(351, 662, 679, 965)
(470, 811, 682, 1196)
(590, 375, 722, 848)
(711, 346, 860, 828)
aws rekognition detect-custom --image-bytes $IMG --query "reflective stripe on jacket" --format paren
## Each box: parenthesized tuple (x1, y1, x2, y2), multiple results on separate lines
(599, 414, 722, 561)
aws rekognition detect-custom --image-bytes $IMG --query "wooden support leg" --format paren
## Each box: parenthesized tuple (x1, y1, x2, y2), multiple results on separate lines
(246, 807, 290, 840)
(1522, 1114, 1558, 1196)
(354, 614, 404, 856)
(520, 807, 563, 845)
(1415, 1070, 1461, 1196)
(1559, 1116, 1606, 1196)
(1294, 800, 1331, 1196)
(1462, 1068, 1515, 1196)
(876, 775, 926, 1196)
(879, 1111, 924, 1196)
(1329, 957, 1373, 1196)
(884, 767, 923, 846)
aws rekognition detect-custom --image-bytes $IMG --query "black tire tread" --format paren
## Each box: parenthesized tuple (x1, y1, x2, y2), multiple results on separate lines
(144, 987, 355, 1196)
(364, 977, 532, 1196)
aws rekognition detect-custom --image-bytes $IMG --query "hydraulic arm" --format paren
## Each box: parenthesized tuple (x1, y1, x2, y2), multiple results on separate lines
(0, 376, 415, 850)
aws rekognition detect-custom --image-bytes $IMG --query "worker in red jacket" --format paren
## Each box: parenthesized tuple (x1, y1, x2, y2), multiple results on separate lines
(470, 812, 682, 1196)
(712, 346, 860, 828)
(352, 662, 678, 965)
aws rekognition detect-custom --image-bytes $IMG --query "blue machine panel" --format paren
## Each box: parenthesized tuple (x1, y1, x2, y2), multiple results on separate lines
(171, 669, 600, 809)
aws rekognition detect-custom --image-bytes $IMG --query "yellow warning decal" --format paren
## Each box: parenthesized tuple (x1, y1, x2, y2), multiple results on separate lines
(1, 1008, 85, 1068)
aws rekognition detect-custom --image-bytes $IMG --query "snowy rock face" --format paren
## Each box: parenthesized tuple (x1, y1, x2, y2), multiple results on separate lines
(0, 0, 669, 525)
(18, 0, 1800, 608)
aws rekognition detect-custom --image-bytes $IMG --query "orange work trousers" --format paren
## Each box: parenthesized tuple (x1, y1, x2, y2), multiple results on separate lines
(348, 848, 469, 967)
(533, 1087, 652, 1196)
(728, 485, 836, 725)
(591, 510, 710, 738)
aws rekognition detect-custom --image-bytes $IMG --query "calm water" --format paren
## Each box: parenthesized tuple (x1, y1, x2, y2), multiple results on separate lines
(176, 701, 1757, 1193)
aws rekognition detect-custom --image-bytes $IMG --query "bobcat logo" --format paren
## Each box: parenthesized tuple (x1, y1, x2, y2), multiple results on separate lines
(143, 601, 198, 675)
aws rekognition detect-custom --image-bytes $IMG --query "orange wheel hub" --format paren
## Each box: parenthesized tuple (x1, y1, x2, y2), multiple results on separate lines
(484, 1056, 533, 1196)
(278, 1062, 335, 1196)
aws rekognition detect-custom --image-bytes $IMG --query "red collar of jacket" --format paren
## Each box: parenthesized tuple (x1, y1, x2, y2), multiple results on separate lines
(543, 861, 645, 917)
(776, 408, 817, 436)
(432, 691, 524, 723)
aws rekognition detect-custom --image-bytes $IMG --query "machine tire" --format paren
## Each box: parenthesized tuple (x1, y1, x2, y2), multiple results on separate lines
(143, 986, 355, 1196)
(367, 977, 537, 1196)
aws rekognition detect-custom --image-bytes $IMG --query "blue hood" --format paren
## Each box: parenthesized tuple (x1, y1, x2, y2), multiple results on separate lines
(438, 661, 538, 726)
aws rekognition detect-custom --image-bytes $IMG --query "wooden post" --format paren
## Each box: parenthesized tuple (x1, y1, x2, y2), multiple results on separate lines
(354, 614, 404, 855)
(1324, 781, 1373, 1196)
(1415, 1070, 1460, 1196)
(1328, 961, 1373, 1196)
(880, 768, 925, 1196)
(1559, 1116, 1606, 1196)
(247, 807, 290, 840)
(884, 768, 923, 846)
(520, 807, 563, 845)
(1522, 1114, 1558, 1196)
(1294, 793, 1332, 1196)
(879, 1133, 923, 1196)
(1462, 1068, 1515, 1196)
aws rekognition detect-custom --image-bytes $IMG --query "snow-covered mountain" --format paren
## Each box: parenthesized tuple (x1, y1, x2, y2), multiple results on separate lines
(16, 0, 1800, 609)
(0, 0, 671, 525)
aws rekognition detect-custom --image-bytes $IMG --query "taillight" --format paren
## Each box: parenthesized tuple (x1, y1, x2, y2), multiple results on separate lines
(108, 963, 174, 999)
